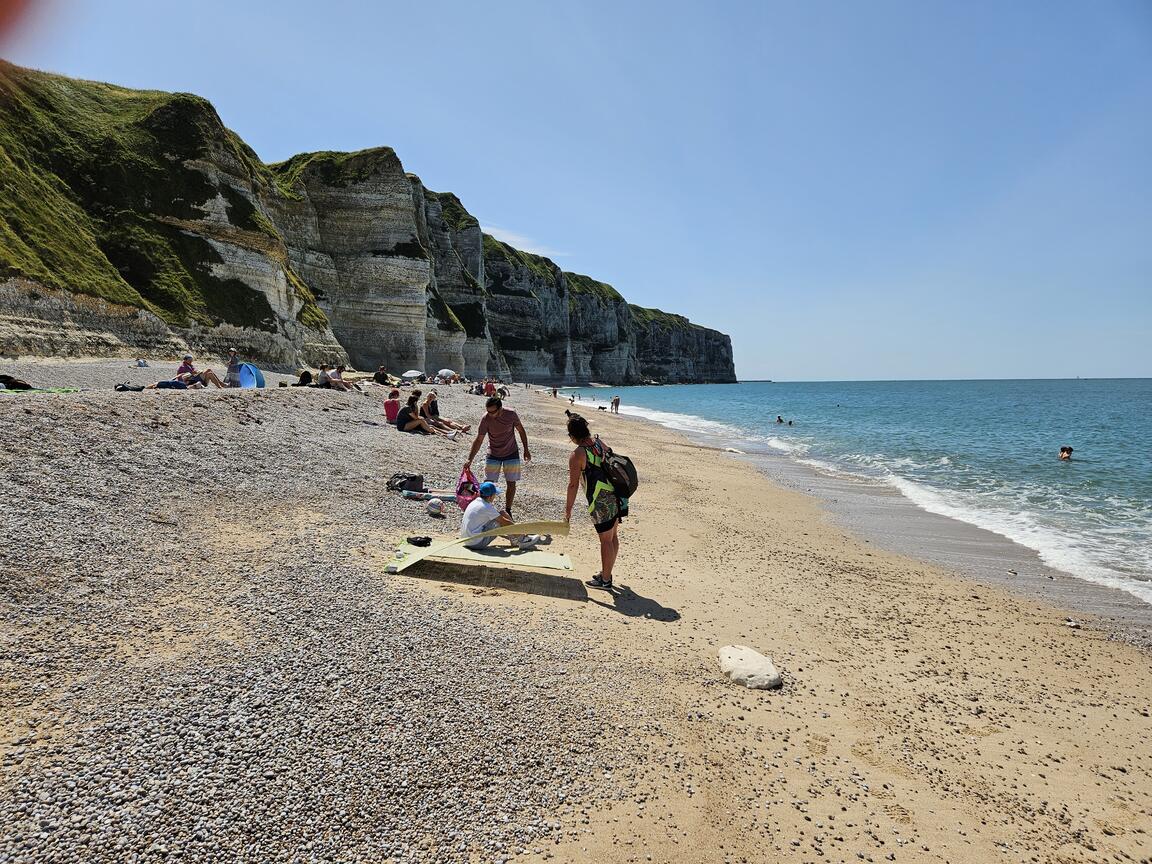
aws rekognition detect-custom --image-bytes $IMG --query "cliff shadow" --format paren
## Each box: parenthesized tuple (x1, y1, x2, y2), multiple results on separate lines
(402, 560, 588, 602)
(588, 583, 681, 622)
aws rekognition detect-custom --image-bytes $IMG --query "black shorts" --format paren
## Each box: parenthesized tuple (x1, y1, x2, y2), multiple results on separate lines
(594, 503, 628, 535)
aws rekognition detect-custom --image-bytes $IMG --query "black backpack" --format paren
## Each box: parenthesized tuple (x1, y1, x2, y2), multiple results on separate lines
(590, 440, 639, 499)
(386, 472, 425, 493)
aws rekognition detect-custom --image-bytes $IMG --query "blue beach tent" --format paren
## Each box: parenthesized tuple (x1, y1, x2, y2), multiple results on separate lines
(237, 363, 265, 389)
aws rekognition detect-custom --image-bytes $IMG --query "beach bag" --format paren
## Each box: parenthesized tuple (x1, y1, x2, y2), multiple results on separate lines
(590, 440, 639, 499)
(387, 472, 425, 493)
(456, 466, 480, 512)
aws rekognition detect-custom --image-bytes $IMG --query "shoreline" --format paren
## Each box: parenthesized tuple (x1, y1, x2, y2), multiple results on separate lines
(4, 360, 1152, 862)
(596, 397, 1152, 648)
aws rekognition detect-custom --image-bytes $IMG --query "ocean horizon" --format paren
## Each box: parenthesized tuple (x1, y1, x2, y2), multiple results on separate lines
(567, 378, 1152, 607)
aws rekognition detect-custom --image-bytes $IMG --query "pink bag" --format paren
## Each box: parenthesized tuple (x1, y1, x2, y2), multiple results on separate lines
(456, 466, 480, 511)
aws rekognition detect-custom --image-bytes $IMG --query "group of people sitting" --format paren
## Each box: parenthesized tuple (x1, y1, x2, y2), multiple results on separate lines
(385, 389, 472, 438)
(131, 350, 242, 390)
(467, 379, 509, 398)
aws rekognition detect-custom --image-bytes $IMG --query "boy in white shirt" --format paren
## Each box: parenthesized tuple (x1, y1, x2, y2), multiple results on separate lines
(460, 482, 541, 550)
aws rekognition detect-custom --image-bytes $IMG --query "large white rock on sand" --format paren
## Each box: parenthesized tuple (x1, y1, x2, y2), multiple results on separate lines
(718, 646, 782, 690)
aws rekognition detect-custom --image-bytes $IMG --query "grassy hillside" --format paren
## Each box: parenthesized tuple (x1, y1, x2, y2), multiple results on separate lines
(0, 61, 326, 330)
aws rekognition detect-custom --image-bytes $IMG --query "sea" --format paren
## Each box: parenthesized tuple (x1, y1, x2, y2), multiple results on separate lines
(566, 379, 1152, 611)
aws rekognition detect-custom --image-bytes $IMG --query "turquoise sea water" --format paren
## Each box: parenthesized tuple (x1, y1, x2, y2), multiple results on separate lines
(567, 379, 1152, 604)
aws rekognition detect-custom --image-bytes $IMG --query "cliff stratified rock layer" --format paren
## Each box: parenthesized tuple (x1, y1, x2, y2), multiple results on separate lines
(0, 62, 736, 383)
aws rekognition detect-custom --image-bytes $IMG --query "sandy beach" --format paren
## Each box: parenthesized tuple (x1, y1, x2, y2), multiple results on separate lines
(2, 360, 1150, 863)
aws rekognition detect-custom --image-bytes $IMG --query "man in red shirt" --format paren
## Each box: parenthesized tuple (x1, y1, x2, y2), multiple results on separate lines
(465, 397, 531, 515)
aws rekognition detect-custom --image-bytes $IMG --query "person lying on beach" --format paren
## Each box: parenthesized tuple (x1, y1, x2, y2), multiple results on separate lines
(176, 355, 226, 388)
(396, 394, 457, 438)
(420, 391, 471, 433)
(1059, 445, 1074, 461)
(384, 389, 402, 423)
(0, 374, 33, 390)
(460, 482, 542, 550)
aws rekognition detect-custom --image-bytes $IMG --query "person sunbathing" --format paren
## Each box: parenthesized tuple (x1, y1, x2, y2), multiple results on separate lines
(420, 391, 471, 433)
(176, 355, 226, 388)
(327, 364, 357, 392)
(384, 389, 402, 423)
(460, 482, 541, 550)
(395, 394, 457, 438)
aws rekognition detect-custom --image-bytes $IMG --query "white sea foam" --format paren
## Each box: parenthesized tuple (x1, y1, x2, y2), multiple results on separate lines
(881, 473, 1152, 605)
(614, 398, 1152, 606)
(615, 405, 748, 441)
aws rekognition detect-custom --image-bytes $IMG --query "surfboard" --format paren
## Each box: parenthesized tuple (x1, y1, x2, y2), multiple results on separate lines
(385, 520, 570, 574)
(392, 541, 573, 572)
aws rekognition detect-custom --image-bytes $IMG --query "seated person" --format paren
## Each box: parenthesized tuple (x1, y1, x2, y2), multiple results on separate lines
(396, 394, 456, 438)
(419, 391, 471, 432)
(460, 482, 541, 550)
(316, 365, 333, 388)
(327, 364, 356, 392)
(176, 355, 226, 388)
(373, 366, 391, 386)
(384, 389, 401, 423)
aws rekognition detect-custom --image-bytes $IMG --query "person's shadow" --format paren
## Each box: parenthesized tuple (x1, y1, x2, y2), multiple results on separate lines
(588, 583, 680, 622)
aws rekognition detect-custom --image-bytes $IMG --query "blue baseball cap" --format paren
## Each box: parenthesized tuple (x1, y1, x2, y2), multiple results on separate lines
(478, 481, 501, 497)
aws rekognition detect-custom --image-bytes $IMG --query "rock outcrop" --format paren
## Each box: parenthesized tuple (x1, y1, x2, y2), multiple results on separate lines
(0, 62, 736, 383)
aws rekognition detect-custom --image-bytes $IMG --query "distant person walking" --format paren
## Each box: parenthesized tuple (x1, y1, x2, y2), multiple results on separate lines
(465, 397, 531, 515)
(611, 395, 620, 414)
(564, 413, 627, 589)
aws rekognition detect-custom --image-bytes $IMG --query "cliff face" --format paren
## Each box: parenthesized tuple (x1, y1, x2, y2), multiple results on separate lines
(0, 61, 343, 366)
(630, 306, 737, 384)
(0, 62, 736, 383)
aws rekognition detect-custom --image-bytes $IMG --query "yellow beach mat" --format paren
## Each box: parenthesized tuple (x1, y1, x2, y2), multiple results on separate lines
(385, 520, 570, 575)
(392, 541, 573, 572)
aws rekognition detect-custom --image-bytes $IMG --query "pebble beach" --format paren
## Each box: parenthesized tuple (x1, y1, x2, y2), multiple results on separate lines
(2, 359, 1151, 864)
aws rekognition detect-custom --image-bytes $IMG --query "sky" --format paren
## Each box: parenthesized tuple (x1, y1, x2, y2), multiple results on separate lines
(3, 0, 1150, 380)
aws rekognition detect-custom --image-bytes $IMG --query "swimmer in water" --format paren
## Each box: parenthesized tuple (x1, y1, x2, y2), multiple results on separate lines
(1059, 445, 1073, 461)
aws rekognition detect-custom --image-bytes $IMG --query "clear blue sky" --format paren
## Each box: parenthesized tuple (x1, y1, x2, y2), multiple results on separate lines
(5, 0, 1151, 380)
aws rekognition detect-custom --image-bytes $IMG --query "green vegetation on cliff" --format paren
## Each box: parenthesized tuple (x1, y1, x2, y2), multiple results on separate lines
(0, 61, 328, 330)
(565, 272, 624, 313)
(482, 232, 559, 289)
(268, 147, 400, 199)
(629, 304, 694, 330)
(430, 191, 480, 234)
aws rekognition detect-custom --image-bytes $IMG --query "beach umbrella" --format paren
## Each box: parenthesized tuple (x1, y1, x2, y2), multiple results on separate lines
(401, 369, 423, 378)
(437, 368, 456, 377)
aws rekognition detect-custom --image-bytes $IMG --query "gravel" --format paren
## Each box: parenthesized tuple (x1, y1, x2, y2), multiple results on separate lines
(0, 360, 652, 863)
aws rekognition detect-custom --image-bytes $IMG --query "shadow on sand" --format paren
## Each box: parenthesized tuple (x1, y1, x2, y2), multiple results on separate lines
(587, 583, 681, 622)
(406, 559, 589, 601)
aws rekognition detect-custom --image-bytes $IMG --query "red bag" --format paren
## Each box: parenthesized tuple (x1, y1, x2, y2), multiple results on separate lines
(456, 466, 480, 511)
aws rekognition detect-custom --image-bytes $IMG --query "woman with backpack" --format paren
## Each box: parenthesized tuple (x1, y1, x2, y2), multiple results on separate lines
(564, 413, 628, 589)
